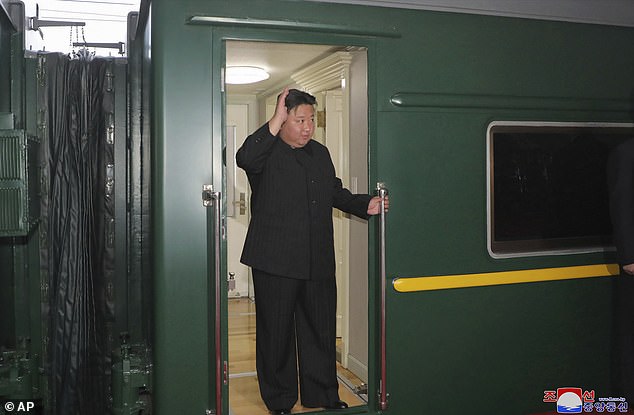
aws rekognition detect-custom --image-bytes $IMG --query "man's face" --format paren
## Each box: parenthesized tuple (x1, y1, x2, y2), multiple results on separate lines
(279, 104, 315, 148)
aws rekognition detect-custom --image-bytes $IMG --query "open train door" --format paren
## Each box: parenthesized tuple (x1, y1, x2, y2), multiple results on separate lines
(194, 17, 394, 415)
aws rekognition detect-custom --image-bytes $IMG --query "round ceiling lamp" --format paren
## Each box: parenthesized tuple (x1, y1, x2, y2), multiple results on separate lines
(226, 66, 270, 84)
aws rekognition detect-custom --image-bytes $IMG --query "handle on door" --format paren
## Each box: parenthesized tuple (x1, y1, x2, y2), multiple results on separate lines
(376, 182, 389, 411)
(233, 192, 246, 215)
(202, 184, 223, 415)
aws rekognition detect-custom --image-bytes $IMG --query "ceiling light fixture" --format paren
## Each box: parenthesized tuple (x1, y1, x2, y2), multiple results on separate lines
(225, 66, 270, 84)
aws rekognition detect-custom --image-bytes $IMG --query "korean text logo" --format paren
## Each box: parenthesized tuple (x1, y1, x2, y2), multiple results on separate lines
(543, 387, 628, 413)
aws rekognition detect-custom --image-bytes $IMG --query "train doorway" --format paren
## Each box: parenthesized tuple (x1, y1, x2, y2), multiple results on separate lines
(224, 40, 370, 415)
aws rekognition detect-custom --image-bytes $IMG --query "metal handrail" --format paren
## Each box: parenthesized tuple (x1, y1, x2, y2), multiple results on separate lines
(376, 182, 389, 411)
(203, 185, 222, 415)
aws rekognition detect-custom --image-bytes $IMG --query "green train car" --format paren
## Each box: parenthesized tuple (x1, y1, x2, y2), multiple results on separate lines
(2, 0, 634, 414)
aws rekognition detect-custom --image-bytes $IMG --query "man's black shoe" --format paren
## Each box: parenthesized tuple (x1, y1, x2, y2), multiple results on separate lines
(270, 409, 291, 415)
(324, 400, 348, 410)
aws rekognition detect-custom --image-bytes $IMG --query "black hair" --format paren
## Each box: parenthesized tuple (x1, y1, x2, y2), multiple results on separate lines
(284, 89, 316, 111)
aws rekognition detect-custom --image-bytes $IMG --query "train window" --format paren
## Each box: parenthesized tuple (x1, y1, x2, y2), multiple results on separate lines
(487, 121, 634, 258)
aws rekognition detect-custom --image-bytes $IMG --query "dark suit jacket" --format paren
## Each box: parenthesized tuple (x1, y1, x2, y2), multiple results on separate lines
(236, 123, 372, 280)
(608, 138, 634, 266)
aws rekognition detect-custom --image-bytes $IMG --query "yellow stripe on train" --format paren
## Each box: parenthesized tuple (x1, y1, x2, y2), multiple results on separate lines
(392, 264, 621, 292)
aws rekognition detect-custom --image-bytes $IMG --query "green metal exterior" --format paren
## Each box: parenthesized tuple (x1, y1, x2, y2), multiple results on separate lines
(111, 339, 153, 415)
(151, 2, 216, 412)
(0, 130, 39, 237)
(149, 1, 634, 414)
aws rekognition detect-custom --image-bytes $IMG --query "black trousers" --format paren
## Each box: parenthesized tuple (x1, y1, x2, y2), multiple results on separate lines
(252, 269, 340, 410)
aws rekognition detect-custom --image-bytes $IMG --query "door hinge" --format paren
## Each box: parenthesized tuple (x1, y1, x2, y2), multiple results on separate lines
(202, 184, 219, 207)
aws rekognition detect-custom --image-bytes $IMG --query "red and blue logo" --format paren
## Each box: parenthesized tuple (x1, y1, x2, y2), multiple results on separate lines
(556, 388, 583, 413)
(544, 387, 628, 413)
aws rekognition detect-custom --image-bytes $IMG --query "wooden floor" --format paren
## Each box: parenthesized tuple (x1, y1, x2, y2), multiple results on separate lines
(228, 298, 366, 415)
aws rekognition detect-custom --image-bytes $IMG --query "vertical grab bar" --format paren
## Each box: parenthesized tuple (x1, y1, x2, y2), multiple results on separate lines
(203, 185, 222, 415)
(376, 182, 389, 411)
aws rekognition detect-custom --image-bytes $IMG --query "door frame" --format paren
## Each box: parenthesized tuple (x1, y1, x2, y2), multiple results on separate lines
(209, 24, 380, 415)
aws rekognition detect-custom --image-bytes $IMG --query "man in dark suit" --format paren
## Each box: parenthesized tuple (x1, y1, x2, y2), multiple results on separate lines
(236, 88, 388, 415)
(607, 138, 634, 401)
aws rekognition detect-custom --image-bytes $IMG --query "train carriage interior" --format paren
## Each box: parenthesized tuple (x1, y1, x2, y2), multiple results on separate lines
(2, 1, 634, 414)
